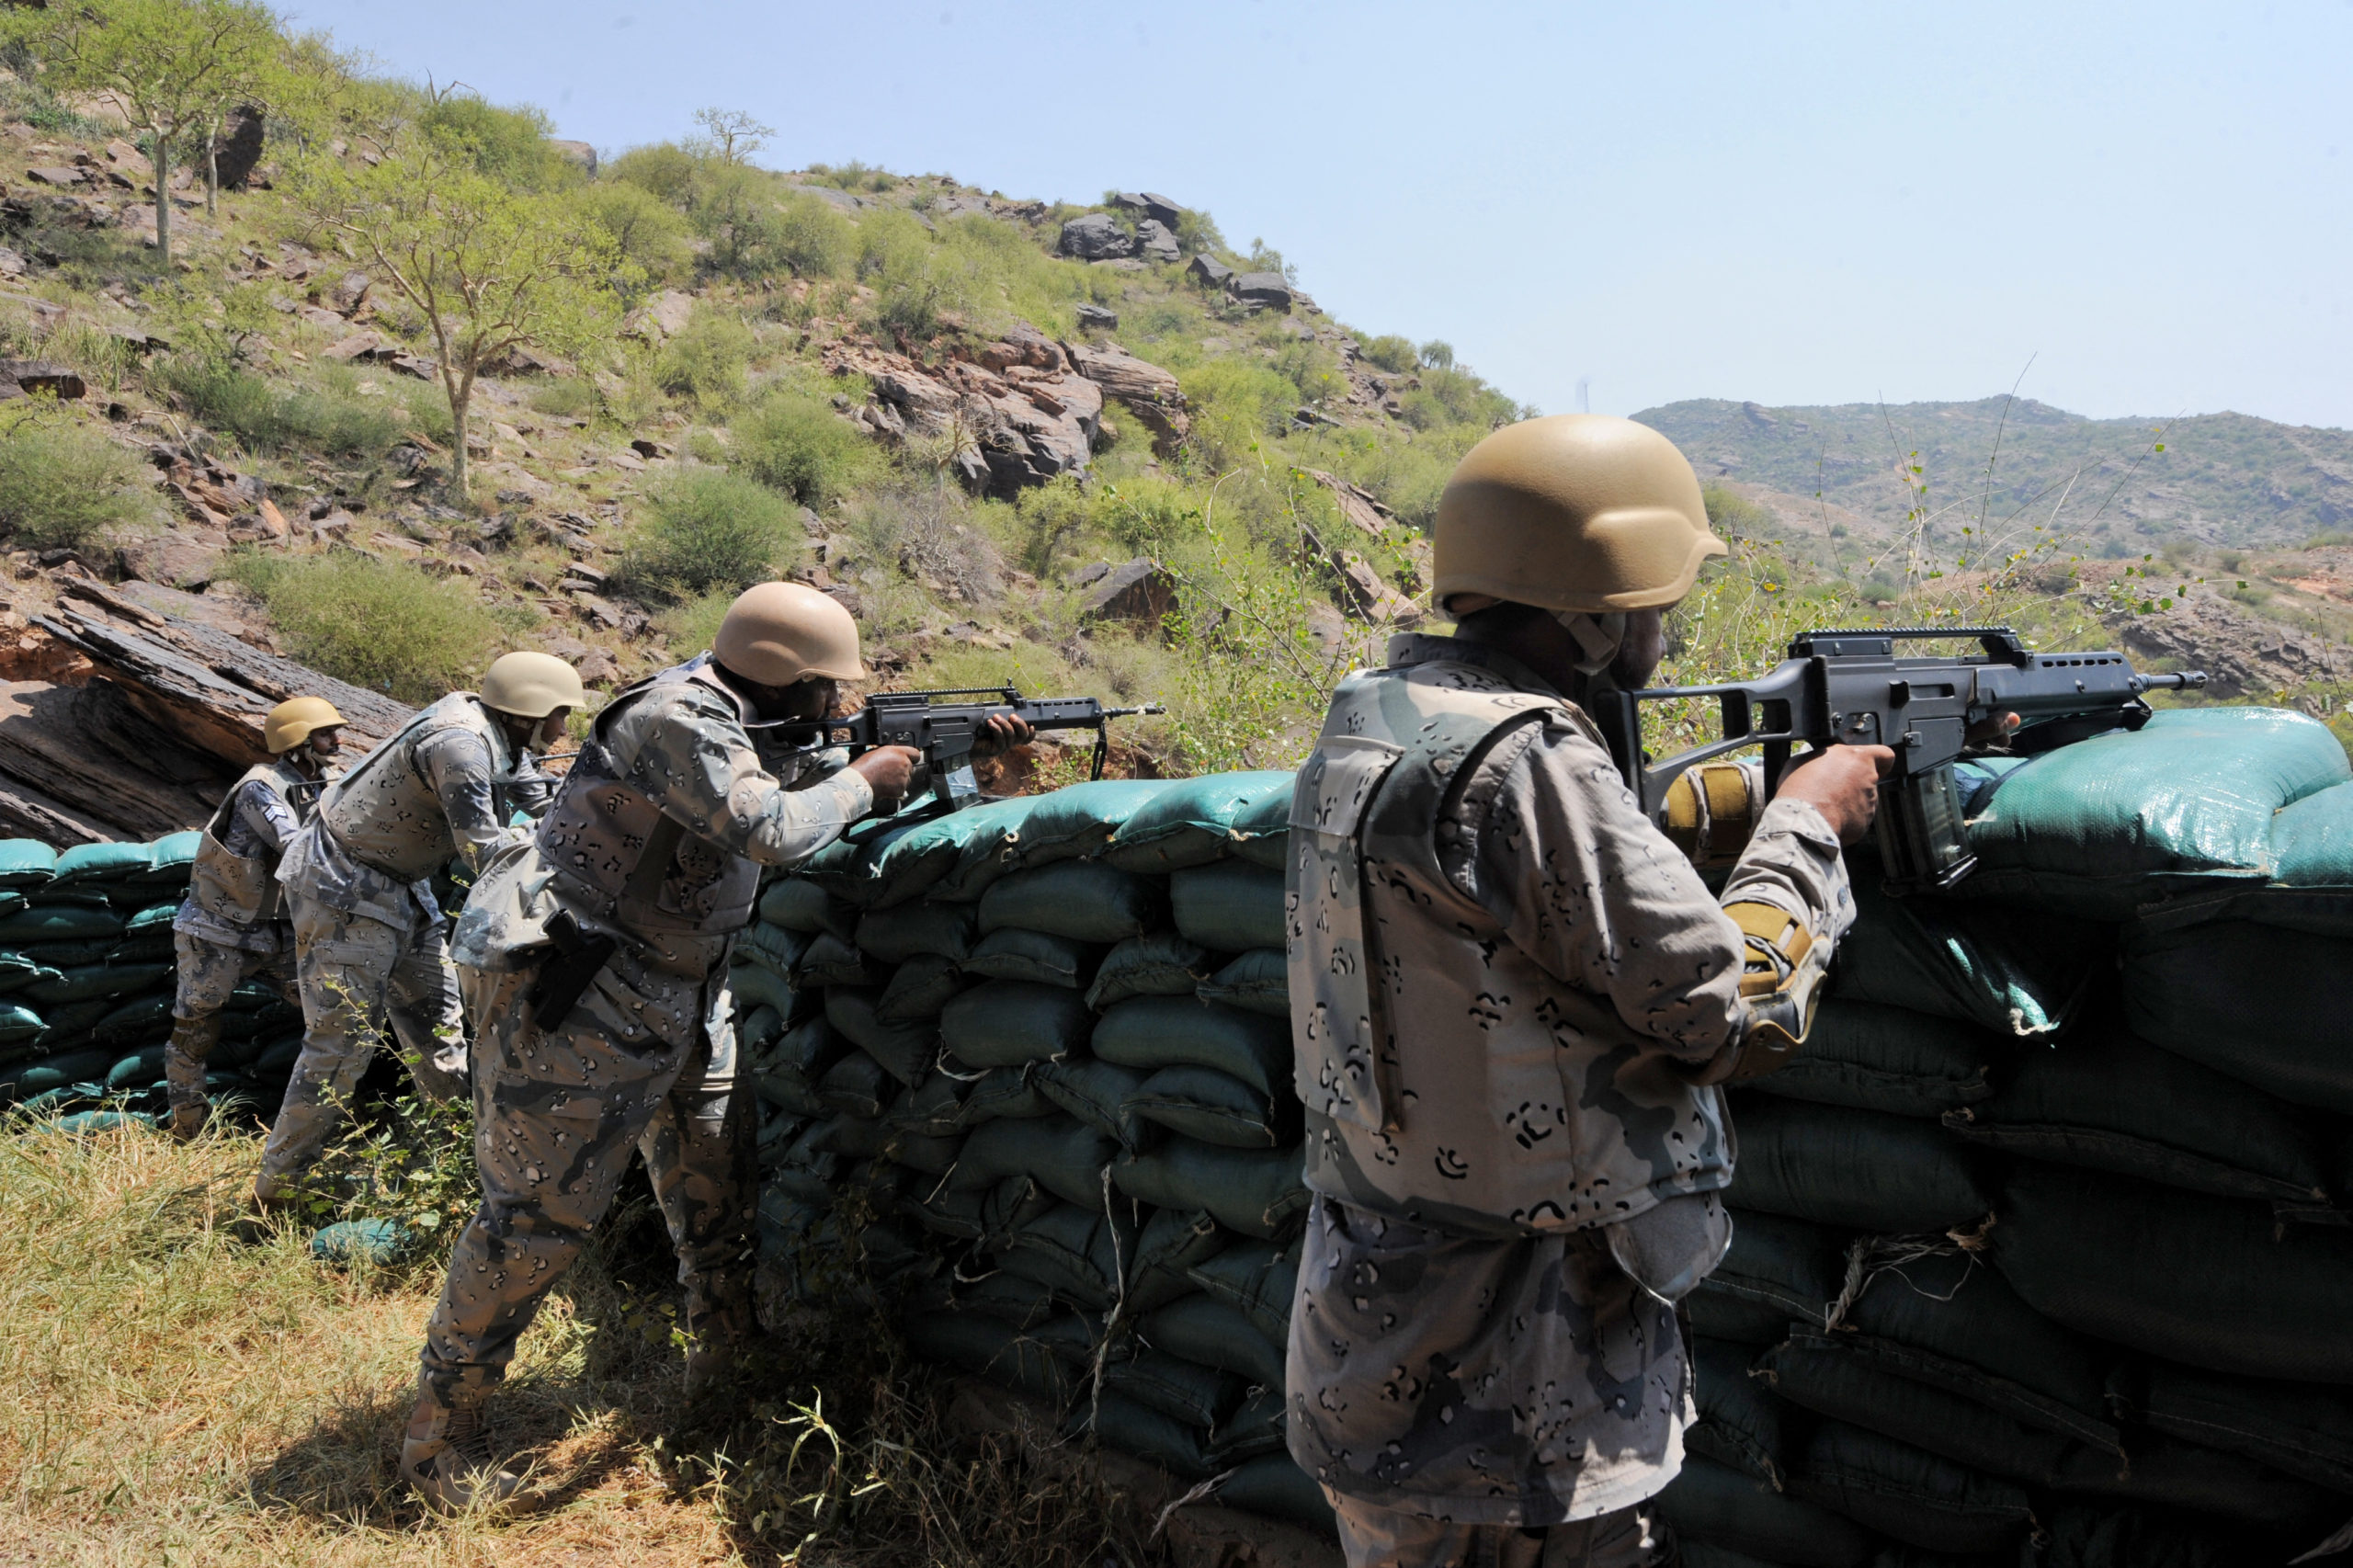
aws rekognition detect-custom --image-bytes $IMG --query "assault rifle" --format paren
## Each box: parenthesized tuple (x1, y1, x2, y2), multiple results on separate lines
(754, 686, 1165, 812)
(1588, 627, 2206, 895)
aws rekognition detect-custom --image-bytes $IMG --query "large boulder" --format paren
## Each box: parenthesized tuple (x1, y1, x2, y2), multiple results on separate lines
(1133, 219, 1181, 265)
(214, 105, 266, 189)
(1111, 192, 1183, 227)
(548, 139, 597, 176)
(1059, 212, 1135, 261)
(1074, 559, 1177, 628)
(1065, 341, 1188, 457)
(1186, 255, 1233, 288)
(1228, 272, 1293, 312)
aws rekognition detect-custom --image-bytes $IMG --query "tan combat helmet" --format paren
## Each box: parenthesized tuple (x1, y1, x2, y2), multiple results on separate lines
(479, 652, 586, 719)
(263, 696, 346, 754)
(712, 581, 866, 687)
(1433, 414, 1726, 614)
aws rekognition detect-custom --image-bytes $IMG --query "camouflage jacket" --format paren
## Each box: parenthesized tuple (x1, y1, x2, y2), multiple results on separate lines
(1284, 633, 1851, 1525)
(176, 757, 326, 949)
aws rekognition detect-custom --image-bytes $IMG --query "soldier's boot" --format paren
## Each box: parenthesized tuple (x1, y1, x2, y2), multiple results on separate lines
(400, 1383, 522, 1513)
(163, 1015, 220, 1143)
(682, 1299, 756, 1402)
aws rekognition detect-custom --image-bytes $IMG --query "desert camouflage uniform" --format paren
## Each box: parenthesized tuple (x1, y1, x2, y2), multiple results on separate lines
(415, 654, 872, 1412)
(1284, 633, 1853, 1560)
(256, 695, 532, 1199)
(164, 759, 322, 1130)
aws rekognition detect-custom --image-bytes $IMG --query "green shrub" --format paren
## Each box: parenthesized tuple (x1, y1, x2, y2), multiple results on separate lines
(612, 467, 803, 602)
(735, 385, 878, 506)
(0, 417, 159, 550)
(1418, 340, 1455, 370)
(607, 142, 703, 207)
(575, 180, 692, 284)
(1359, 335, 1417, 374)
(222, 551, 512, 704)
(153, 358, 408, 458)
(654, 587, 736, 657)
(654, 309, 755, 410)
(528, 378, 597, 420)
(806, 161, 894, 194)
(418, 95, 576, 191)
(1700, 483, 1775, 540)
(1015, 475, 1090, 575)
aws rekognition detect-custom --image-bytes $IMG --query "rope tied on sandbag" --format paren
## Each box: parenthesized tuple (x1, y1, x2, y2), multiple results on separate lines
(1823, 1219, 1995, 1332)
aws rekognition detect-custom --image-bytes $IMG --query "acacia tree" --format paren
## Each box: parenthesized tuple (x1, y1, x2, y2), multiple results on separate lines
(692, 107, 774, 166)
(294, 129, 625, 497)
(6, 0, 280, 267)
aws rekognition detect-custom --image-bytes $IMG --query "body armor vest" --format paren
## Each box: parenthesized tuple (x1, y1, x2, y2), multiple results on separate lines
(318, 693, 511, 881)
(1289, 657, 1733, 1241)
(185, 758, 315, 926)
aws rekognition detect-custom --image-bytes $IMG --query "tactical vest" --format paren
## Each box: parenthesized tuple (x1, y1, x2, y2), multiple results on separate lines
(185, 758, 316, 926)
(533, 663, 772, 941)
(317, 693, 513, 881)
(1289, 657, 1734, 1241)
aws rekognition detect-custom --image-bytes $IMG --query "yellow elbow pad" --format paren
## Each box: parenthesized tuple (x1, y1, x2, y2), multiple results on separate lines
(1663, 761, 1765, 869)
(1720, 901, 1830, 1083)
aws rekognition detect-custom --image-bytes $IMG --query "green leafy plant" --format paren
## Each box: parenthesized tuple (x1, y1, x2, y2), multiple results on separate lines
(653, 307, 755, 411)
(734, 383, 879, 506)
(0, 411, 162, 549)
(613, 466, 803, 602)
(151, 357, 408, 457)
(222, 550, 517, 701)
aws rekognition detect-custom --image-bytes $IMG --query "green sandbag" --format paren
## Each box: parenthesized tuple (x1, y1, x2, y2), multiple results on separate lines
(959, 1064, 1053, 1126)
(23, 937, 116, 970)
(1961, 707, 2348, 919)
(1184, 1238, 1299, 1343)
(1688, 1210, 1848, 1346)
(878, 1123, 961, 1176)
(961, 927, 1102, 989)
(902, 1174, 1052, 1246)
(739, 1005, 787, 1054)
(917, 1268, 1061, 1330)
(892, 797, 1035, 906)
(939, 981, 1092, 1069)
(1689, 1336, 1786, 1485)
(854, 900, 978, 964)
(1831, 872, 2106, 1039)
(999, 778, 1174, 867)
(1105, 1350, 1245, 1429)
(1092, 994, 1290, 1096)
(1654, 1455, 1876, 1568)
(1086, 932, 1216, 1011)
(0, 905, 125, 943)
(1727, 1092, 1993, 1234)
(51, 840, 155, 884)
(108, 935, 174, 966)
(1127, 1206, 1227, 1315)
(1215, 1453, 1336, 1536)
(106, 1044, 166, 1091)
(1196, 949, 1288, 1018)
(124, 903, 179, 931)
(1226, 783, 1291, 870)
(949, 1115, 1119, 1210)
(817, 1050, 893, 1119)
(894, 1065, 980, 1134)
(1761, 1327, 2079, 1484)
(889, 1065, 1048, 1137)
(312, 1217, 411, 1267)
(25, 962, 172, 1006)
(1208, 1385, 1287, 1462)
(902, 1311, 1076, 1407)
(727, 961, 801, 1022)
(0, 838, 55, 888)
(2130, 1361, 2353, 1494)
(1104, 770, 1295, 874)
(0, 1001, 43, 1045)
(0, 953, 43, 995)
(823, 988, 936, 1087)
(2222, 778, 2353, 935)
(1064, 1391, 1214, 1479)
(2035, 1505, 2269, 1568)
(1126, 1063, 1300, 1150)
(804, 796, 1029, 910)
(45, 1108, 156, 1134)
(2044, 1430, 2341, 1533)
(811, 1112, 888, 1160)
(132, 831, 202, 886)
(791, 930, 876, 988)
(976, 860, 1165, 942)
(1942, 1024, 2329, 1205)
(1990, 1164, 2353, 1384)
(735, 920, 813, 977)
(759, 877, 835, 934)
(0, 1047, 112, 1099)
(1748, 1000, 2006, 1119)
(993, 1200, 1131, 1311)
(1789, 1420, 2034, 1554)
(1117, 1138, 1307, 1240)
(250, 1036, 301, 1074)
(1169, 860, 1287, 952)
(1142, 1292, 1285, 1388)
(872, 953, 970, 1024)
(2122, 919, 2353, 1113)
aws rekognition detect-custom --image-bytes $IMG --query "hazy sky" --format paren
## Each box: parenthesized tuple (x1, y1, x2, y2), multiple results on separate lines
(290, 1, 2353, 430)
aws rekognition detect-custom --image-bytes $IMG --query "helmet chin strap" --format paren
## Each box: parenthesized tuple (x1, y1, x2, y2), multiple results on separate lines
(1552, 610, 1627, 676)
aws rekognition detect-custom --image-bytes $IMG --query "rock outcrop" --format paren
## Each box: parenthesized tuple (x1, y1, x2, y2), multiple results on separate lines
(1058, 212, 1134, 261)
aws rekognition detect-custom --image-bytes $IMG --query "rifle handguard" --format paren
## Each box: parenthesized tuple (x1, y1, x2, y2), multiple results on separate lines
(1710, 901, 1829, 1085)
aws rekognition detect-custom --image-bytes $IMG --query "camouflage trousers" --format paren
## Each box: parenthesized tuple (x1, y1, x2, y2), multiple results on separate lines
(255, 892, 469, 1201)
(416, 962, 755, 1406)
(167, 926, 298, 1121)
(1327, 1493, 1671, 1568)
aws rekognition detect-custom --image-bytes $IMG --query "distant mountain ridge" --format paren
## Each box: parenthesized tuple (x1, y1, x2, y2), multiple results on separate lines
(1631, 397, 2353, 552)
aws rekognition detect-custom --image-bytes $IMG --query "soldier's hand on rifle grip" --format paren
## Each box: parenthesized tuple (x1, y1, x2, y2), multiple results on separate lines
(1777, 744, 1897, 846)
(1967, 710, 2023, 748)
(849, 744, 922, 810)
(972, 713, 1034, 757)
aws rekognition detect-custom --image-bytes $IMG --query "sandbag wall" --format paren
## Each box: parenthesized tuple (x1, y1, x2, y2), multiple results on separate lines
(737, 772, 1330, 1534)
(0, 833, 303, 1128)
(1667, 706, 2353, 1568)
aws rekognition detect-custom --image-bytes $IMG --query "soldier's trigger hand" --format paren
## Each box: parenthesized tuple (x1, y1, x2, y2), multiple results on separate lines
(1776, 744, 1895, 846)
(848, 744, 921, 804)
(971, 712, 1034, 758)
(1966, 710, 2022, 747)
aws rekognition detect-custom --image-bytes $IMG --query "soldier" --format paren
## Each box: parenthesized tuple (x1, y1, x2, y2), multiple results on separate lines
(254, 652, 587, 1210)
(398, 582, 1030, 1510)
(1284, 415, 1896, 1568)
(164, 696, 346, 1142)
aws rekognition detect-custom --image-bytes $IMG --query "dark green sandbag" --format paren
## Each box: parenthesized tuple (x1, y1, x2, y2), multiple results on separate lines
(756, 1107, 804, 1164)
(23, 938, 119, 971)
(1688, 1210, 1848, 1346)
(0, 905, 124, 943)
(939, 981, 1092, 1068)
(1225, 782, 1291, 871)
(0, 1047, 113, 1100)
(1115, 1137, 1308, 1240)
(872, 953, 970, 1024)
(1031, 1057, 1153, 1150)
(1207, 1385, 1287, 1463)
(811, 1112, 889, 1160)
(1654, 1455, 1877, 1568)
(1942, 1024, 2329, 1206)
(959, 1064, 1054, 1126)
(123, 902, 178, 931)
(52, 841, 155, 884)
(1086, 933, 1216, 1011)
(0, 1001, 44, 1045)
(108, 935, 173, 967)
(1789, 1421, 2034, 1554)
(2035, 1505, 2268, 1568)
(105, 1044, 167, 1092)
(754, 1017, 847, 1118)
(131, 831, 200, 888)
(902, 1311, 1076, 1407)
(961, 927, 1103, 989)
(1749, 1000, 2006, 1119)
(2121, 918, 2353, 1113)
(977, 860, 1165, 943)
(1760, 1328, 2077, 1485)
(1184, 1237, 1299, 1344)
(2217, 778, 2353, 936)
(26, 962, 173, 1006)
(1991, 1164, 2353, 1383)
(1214, 1453, 1336, 1536)
(1125, 1063, 1301, 1150)
(1728, 1094, 1993, 1233)
(998, 779, 1174, 867)
(902, 797, 1037, 905)
(759, 877, 841, 935)
(735, 921, 813, 977)
(1127, 1206, 1227, 1316)
(792, 930, 877, 988)
(877, 1122, 962, 1176)
(902, 1173, 1050, 1244)
(1196, 949, 1287, 1018)
(729, 961, 801, 1021)
(0, 838, 56, 888)
(817, 1050, 892, 1119)
(856, 900, 979, 966)
(1063, 1391, 1214, 1479)
(1142, 1292, 1285, 1389)
(250, 1036, 301, 1074)
(1104, 770, 1294, 874)
(797, 797, 1026, 910)
(1689, 1336, 1786, 1486)
(2044, 1430, 2343, 1534)
(993, 1200, 1132, 1312)
(1169, 860, 1287, 952)
(948, 1115, 1120, 1211)
(823, 988, 936, 1086)
(1831, 873, 2108, 1039)
(2125, 1360, 2353, 1494)
(921, 1268, 1061, 1330)
(90, 994, 171, 1048)
(0, 953, 45, 995)
(1104, 1349, 1245, 1429)
(1092, 994, 1289, 1096)
(1678, 1547, 1801, 1568)
(738, 1005, 787, 1055)
(890, 1064, 1046, 1137)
